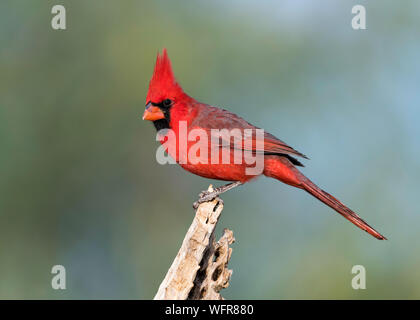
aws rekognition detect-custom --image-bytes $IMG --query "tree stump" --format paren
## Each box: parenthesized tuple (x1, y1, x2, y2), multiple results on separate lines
(154, 185, 235, 300)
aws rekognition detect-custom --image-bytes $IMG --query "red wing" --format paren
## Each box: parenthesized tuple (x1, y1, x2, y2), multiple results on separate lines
(191, 104, 308, 160)
(257, 132, 308, 159)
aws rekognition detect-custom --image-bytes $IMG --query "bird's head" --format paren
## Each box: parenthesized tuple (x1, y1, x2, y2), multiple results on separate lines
(143, 49, 189, 129)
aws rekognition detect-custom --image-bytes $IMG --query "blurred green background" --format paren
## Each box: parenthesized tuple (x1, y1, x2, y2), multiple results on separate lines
(1, 0, 419, 299)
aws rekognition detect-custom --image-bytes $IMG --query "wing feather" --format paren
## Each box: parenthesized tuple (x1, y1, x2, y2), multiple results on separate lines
(190, 104, 308, 164)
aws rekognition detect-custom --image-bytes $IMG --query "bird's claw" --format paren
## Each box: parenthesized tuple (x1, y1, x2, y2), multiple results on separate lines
(198, 190, 209, 198)
(192, 189, 221, 210)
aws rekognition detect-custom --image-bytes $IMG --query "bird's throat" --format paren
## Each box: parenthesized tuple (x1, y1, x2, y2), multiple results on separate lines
(153, 118, 170, 131)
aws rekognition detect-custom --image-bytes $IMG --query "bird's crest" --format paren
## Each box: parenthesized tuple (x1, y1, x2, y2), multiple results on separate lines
(146, 49, 184, 103)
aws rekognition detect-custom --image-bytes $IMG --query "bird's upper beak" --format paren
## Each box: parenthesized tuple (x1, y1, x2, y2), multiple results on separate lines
(142, 102, 165, 121)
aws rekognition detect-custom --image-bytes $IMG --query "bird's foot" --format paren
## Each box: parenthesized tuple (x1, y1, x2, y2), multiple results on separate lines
(193, 185, 223, 210)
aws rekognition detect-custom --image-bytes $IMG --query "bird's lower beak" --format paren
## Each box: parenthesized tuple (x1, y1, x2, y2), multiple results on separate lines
(142, 103, 165, 121)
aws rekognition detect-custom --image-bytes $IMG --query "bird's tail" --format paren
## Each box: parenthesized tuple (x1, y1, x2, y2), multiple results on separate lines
(301, 179, 387, 240)
(263, 157, 386, 240)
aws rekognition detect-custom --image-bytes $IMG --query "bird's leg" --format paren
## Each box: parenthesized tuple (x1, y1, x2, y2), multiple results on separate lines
(193, 181, 243, 209)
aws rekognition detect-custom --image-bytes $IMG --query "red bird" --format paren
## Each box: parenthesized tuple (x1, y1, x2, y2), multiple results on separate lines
(142, 49, 386, 240)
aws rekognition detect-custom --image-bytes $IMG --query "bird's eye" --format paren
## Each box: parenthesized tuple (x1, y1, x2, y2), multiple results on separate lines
(162, 99, 172, 107)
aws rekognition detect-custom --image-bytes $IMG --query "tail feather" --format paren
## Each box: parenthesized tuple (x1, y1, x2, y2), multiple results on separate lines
(302, 180, 387, 240)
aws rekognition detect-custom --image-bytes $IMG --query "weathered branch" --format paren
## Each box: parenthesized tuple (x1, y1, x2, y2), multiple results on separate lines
(154, 185, 235, 300)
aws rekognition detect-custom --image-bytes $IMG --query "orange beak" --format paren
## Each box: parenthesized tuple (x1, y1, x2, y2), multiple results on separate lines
(142, 102, 165, 121)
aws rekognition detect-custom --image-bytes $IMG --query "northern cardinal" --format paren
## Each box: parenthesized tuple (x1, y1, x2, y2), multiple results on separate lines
(142, 49, 386, 240)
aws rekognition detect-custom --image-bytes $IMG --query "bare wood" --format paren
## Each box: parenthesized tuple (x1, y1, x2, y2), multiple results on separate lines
(154, 185, 235, 300)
